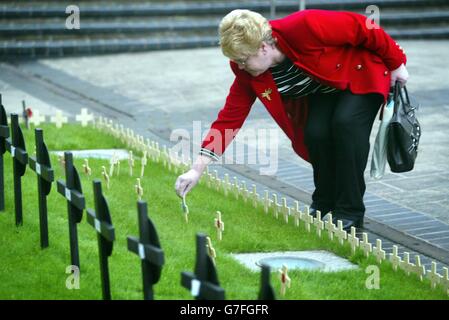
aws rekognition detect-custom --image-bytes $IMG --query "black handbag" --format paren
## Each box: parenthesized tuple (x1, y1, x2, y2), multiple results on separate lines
(387, 82, 421, 173)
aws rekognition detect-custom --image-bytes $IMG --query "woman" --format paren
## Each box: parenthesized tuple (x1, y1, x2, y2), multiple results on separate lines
(175, 9, 409, 231)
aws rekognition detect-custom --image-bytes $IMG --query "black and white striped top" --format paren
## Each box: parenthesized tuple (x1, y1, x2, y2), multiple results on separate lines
(270, 57, 338, 98)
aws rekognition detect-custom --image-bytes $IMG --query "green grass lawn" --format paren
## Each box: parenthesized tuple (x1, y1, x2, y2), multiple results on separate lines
(0, 123, 447, 300)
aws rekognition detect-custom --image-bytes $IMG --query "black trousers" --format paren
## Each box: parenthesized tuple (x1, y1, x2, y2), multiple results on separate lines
(304, 90, 383, 220)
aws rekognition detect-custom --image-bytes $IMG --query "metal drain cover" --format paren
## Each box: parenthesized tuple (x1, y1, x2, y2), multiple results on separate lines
(257, 256, 325, 271)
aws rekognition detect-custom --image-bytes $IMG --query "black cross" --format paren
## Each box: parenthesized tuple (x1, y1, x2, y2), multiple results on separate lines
(127, 201, 164, 300)
(57, 152, 85, 270)
(86, 180, 115, 300)
(181, 233, 225, 300)
(5, 114, 28, 226)
(258, 264, 276, 300)
(0, 95, 9, 212)
(28, 128, 54, 249)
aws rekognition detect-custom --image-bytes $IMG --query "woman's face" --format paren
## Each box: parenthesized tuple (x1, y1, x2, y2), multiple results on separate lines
(235, 44, 273, 77)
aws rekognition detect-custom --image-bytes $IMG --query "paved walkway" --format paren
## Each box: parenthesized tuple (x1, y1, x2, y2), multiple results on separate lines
(1, 40, 449, 269)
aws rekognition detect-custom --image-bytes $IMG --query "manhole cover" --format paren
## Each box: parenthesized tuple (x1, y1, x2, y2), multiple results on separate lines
(256, 256, 325, 271)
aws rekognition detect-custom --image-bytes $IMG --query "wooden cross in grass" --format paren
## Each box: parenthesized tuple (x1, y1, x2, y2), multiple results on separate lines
(335, 220, 347, 245)
(281, 197, 290, 224)
(50, 110, 68, 128)
(128, 151, 135, 176)
(324, 213, 336, 240)
(278, 264, 291, 297)
(359, 232, 372, 258)
(28, 109, 46, 127)
(313, 211, 324, 237)
(75, 108, 93, 127)
(427, 261, 443, 289)
(263, 190, 271, 214)
(206, 236, 216, 266)
(101, 166, 110, 189)
(389, 245, 402, 271)
(292, 201, 301, 227)
(214, 211, 224, 241)
(140, 151, 147, 177)
(347, 226, 360, 254)
(372, 239, 386, 263)
(83, 159, 92, 178)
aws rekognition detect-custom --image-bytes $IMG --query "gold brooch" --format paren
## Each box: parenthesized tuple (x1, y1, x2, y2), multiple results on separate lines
(262, 88, 272, 101)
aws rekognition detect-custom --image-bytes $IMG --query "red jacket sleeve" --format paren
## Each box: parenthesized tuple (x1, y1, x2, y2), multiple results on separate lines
(285, 10, 407, 71)
(200, 64, 256, 159)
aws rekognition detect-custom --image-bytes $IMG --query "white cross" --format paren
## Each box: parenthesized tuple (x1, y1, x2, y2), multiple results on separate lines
(251, 184, 259, 208)
(359, 232, 372, 257)
(135, 178, 143, 200)
(223, 174, 231, 197)
(214, 211, 224, 241)
(372, 239, 386, 263)
(75, 108, 93, 127)
(241, 181, 249, 203)
(324, 213, 336, 241)
(313, 211, 324, 237)
(102, 166, 110, 189)
(442, 267, 449, 295)
(335, 220, 347, 245)
(304, 210, 314, 233)
(214, 170, 221, 192)
(141, 151, 147, 177)
(427, 261, 443, 289)
(233, 177, 239, 200)
(389, 245, 402, 271)
(292, 201, 301, 227)
(347, 226, 360, 254)
(272, 194, 280, 219)
(278, 264, 291, 297)
(281, 197, 290, 224)
(411, 255, 426, 281)
(28, 109, 46, 127)
(50, 110, 68, 128)
(400, 252, 415, 275)
(206, 236, 216, 266)
(128, 151, 135, 176)
(263, 190, 271, 214)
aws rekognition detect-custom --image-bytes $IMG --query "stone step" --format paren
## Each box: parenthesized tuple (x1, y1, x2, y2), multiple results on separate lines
(2, 11, 448, 38)
(2, 0, 449, 18)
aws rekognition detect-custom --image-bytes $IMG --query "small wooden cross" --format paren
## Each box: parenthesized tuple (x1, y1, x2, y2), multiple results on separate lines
(335, 220, 347, 245)
(262, 88, 272, 101)
(128, 151, 135, 176)
(233, 177, 239, 200)
(304, 210, 314, 233)
(324, 213, 336, 240)
(313, 211, 324, 237)
(135, 178, 143, 200)
(50, 110, 68, 128)
(263, 190, 271, 214)
(251, 184, 259, 208)
(28, 109, 46, 127)
(82, 159, 92, 177)
(223, 174, 231, 197)
(359, 232, 372, 257)
(181, 194, 189, 223)
(442, 267, 449, 295)
(214, 170, 221, 192)
(278, 264, 291, 296)
(427, 261, 443, 289)
(109, 152, 118, 177)
(292, 201, 301, 227)
(214, 211, 224, 241)
(58, 155, 66, 170)
(281, 198, 290, 224)
(75, 108, 94, 127)
(141, 151, 147, 177)
(372, 239, 386, 263)
(241, 181, 249, 203)
(101, 166, 110, 189)
(272, 194, 280, 219)
(411, 255, 426, 281)
(206, 236, 217, 266)
(389, 245, 402, 271)
(347, 226, 360, 254)
(400, 252, 416, 276)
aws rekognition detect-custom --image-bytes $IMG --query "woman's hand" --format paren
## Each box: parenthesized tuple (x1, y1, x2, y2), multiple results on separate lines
(175, 168, 201, 197)
(174, 154, 213, 197)
(390, 63, 409, 87)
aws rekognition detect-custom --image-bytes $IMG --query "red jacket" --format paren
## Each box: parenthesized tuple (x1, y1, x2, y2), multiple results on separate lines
(201, 9, 407, 163)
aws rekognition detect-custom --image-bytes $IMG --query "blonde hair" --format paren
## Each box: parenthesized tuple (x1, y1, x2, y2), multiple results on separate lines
(219, 9, 274, 61)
